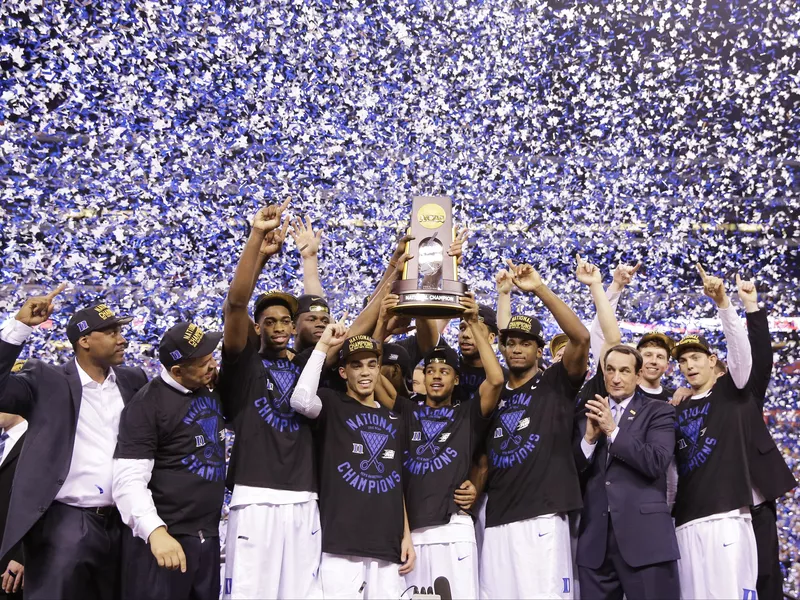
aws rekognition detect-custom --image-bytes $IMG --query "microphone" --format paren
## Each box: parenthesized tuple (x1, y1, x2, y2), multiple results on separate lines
(434, 576, 452, 600)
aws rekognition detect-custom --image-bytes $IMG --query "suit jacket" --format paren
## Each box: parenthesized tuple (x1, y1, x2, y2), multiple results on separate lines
(744, 309, 796, 501)
(0, 339, 147, 560)
(0, 430, 25, 567)
(574, 391, 680, 569)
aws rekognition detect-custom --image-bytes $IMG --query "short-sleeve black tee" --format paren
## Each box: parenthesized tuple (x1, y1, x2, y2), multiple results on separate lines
(485, 362, 584, 527)
(673, 374, 755, 526)
(397, 394, 490, 531)
(217, 337, 316, 493)
(315, 389, 405, 563)
(115, 377, 226, 537)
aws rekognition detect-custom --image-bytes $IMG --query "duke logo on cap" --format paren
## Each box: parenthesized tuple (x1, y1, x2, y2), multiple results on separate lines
(159, 322, 223, 368)
(67, 303, 133, 345)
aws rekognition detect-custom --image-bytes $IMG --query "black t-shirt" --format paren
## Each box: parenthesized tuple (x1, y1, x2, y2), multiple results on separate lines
(217, 337, 316, 493)
(485, 362, 584, 527)
(639, 385, 675, 402)
(115, 377, 226, 537)
(397, 393, 490, 531)
(315, 389, 405, 563)
(673, 373, 755, 526)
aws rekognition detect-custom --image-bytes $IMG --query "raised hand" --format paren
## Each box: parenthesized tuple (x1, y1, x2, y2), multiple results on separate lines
(15, 283, 67, 327)
(459, 292, 480, 323)
(495, 268, 513, 294)
(391, 252, 412, 280)
(735, 273, 758, 310)
(697, 263, 728, 307)
(612, 261, 642, 289)
(318, 316, 349, 351)
(576, 255, 602, 286)
(259, 217, 290, 257)
(391, 233, 415, 264)
(447, 225, 470, 265)
(379, 294, 401, 324)
(506, 259, 545, 293)
(289, 216, 322, 259)
(252, 198, 291, 233)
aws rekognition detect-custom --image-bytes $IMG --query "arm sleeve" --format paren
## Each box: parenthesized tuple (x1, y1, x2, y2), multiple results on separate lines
(718, 304, 752, 390)
(112, 458, 167, 542)
(745, 309, 772, 408)
(589, 288, 621, 365)
(289, 349, 325, 418)
(0, 320, 37, 417)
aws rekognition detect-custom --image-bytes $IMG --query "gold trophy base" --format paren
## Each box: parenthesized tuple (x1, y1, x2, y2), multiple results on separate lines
(389, 280, 468, 318)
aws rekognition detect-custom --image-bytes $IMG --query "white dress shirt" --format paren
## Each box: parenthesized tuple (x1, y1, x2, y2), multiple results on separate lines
(0, 420, 28, 467)
(581, 394, 633, 459)
(0, 318, 125, 507)
(112, 368, 188, 542)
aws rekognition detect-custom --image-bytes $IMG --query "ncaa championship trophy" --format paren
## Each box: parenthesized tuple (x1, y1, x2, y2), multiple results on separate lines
(391, 196, 469, 318)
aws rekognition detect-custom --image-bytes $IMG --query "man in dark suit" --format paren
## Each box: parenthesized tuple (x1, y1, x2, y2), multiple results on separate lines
(0, 286, 148, 600)
(0, 410, 27, 600)
(743, 307, 796, 600)
(574, 344, 680, 600)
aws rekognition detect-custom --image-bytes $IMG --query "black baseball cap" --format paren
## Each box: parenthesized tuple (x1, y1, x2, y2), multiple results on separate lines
(339, 335, 381, 363)
(296, 294, 330, 317)
(637, 332, 676, 355)
(67, 303, 133, 345)
(423, 345, 460, 370)
(382, 343, 413, 380)
(671, 334, 712, 359)
(461, 304, 498, 334)
(253, 291, 298, 321)
(159, 322, 222, 368)
(499, 315, 546, 347)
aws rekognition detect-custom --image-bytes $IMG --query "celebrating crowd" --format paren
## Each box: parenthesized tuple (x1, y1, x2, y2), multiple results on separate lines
(0, 200, 794, 600)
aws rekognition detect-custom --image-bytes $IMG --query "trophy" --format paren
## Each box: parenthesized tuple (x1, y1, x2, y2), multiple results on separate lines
(390, 196, 469, 318)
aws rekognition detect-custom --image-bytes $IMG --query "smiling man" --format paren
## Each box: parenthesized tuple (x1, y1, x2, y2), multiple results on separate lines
(669, 265, 765, 600)
(0, 289, 148, 600)
(291, 329, 415, 599)
(480, 260, 590, 599)
(574, 345, 679, 599)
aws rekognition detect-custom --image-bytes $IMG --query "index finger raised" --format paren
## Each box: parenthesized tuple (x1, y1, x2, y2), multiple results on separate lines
(46, 283, 67, 300)
(696, 263, 708, 281)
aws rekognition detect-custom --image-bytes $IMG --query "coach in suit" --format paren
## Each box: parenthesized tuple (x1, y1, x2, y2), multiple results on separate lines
(0, 410, 27, 600)
(744, 308, 797, 599)
(0, 286, 148, 600)
(574, 345, 680, 600)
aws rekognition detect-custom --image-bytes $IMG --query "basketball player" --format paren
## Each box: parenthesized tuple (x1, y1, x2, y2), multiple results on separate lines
(670, 265, 764, 599)
(290, 326, 415, 599)
(219, 200, 323, 599)
(479, 260, 590, 599)
(114, 322, 224, 600)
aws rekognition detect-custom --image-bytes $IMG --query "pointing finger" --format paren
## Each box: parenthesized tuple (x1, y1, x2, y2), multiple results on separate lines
(46, 283, 67, 300)
(278, 196, 291, 214)
(696, 263, 708, 281)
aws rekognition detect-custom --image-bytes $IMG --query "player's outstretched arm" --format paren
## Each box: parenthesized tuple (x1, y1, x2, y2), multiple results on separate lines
(290, 320, 348, 418)
(289, 216, 325, 297)
(507, 259, 590, 380)
(495, 267, 513, 332)
(461, 293, 504, 416)
(0, 283, 66, 416)
(578, 256, 622, 371)
(224, 201, 290, 356)
(697, 263, 752, 389)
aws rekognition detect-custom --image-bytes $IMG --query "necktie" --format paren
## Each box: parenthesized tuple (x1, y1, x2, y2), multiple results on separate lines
(611, 403, 621, 425)
(0, 432, 9, 464)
